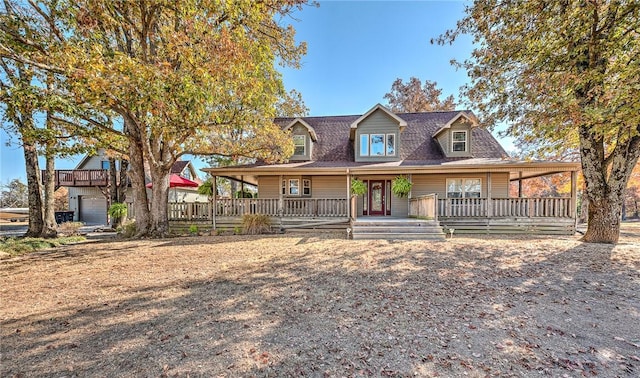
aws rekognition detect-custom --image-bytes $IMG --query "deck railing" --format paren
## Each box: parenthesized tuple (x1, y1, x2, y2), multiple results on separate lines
(42, 169, 109, 187)
(437, 197, 573, 218)
(168, 198, 349, 220)
(408, 194, 438, 221)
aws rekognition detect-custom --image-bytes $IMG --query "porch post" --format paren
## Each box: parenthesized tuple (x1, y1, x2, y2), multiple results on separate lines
(279, 175, 284, 215)
(486, 172, 492, 218)
(570, 170, 578, 222)
(518, 171, 523, 197)
(346, 169, 352, 220)
(212, 175, 217, 229)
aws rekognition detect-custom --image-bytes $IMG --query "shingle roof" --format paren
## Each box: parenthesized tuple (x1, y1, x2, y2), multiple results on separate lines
(274, 111, 508, 164)
(171, 160, 190, 175)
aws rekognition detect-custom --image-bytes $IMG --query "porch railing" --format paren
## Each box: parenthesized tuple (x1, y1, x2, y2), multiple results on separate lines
(437, 197, 573, 218)
(408, 194, 438, 221)
(167, 198, 349, 220)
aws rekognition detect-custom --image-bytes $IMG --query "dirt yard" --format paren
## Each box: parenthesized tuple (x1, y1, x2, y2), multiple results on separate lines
(1, 224, 639, 377)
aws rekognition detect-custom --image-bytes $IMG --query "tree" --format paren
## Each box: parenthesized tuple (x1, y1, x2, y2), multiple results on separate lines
(383, 77, 456, 113)
(439, 0, 640, 243)
(1, 1, 309, 237)
(0, 179, 28, 208)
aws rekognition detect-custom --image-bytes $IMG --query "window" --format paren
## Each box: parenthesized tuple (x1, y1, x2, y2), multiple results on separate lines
(370, 134, 385, 156)
(452, 131, 468, 152)
(360, 133, 396, 156)
(386, 134, 395, 156)
(101, 161, 110, 170)
(288, 179, 299, 195)
(360, 134, 369, 156)
(447, 178, 481, 198)
(293, 135, 306, 155)
(283, 177, 311, 196)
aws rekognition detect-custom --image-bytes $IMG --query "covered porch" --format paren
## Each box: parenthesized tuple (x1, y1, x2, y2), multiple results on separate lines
(180, 160, 580, 235)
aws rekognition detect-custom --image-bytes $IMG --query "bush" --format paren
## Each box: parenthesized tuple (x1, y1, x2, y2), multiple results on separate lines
(0, 236, 85, 256)
(57, 221, 84, 236)
(118, 220, 137, 238)
(188, 224, 199, 235)
(242, 214, 271, 235)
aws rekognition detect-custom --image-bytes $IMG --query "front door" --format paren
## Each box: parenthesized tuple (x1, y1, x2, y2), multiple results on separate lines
(369, 180, 385, 216)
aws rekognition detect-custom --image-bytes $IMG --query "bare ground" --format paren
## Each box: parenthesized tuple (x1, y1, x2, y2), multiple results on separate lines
(1, 224, 639, 377)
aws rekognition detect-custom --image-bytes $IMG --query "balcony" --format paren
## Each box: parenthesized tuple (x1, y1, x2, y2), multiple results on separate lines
(42, 170, 109, 188)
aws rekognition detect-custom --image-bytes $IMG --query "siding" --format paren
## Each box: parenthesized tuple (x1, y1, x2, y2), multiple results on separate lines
(355, 109, 401, 163)
(78, 154, 107, 170)
(257, 175, 347, 199)
(412, 172, 509, 198)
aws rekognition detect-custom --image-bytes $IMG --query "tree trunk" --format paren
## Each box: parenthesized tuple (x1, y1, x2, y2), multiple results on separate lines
(41, 153, 58, 238)
(23, 140, 44, 237)
(149, 167, 171, 237)
(582, 196, 622, 244)
(124, 119, 151, 237)
(118, 159, 129, 203)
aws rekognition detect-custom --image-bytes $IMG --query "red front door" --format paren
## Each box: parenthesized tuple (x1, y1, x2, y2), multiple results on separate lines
(369, 180, 385, 216)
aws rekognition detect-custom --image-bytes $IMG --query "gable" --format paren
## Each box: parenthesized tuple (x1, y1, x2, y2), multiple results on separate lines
(285, 120, 315, 161)
(433, 113, 477, 158)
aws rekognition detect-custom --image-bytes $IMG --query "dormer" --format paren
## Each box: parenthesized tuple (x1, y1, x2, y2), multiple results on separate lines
(350, 104, 407, 162)
(284, 118, 317, 161)
(433, 112, 477, 158)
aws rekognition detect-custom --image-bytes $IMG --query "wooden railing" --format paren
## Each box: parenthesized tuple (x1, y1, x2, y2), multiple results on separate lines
(438, 197, 573, 218)
(42, 169, 109, 187)
(409, 194, 438, 221)
(168, 198, 348, 220)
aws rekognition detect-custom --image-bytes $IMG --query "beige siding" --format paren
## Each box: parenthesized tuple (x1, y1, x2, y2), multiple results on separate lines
(412, 172, 509, 198)
(390, 193, 408, 217)
(355, 109, 401, 163)
(257, 175, 347, 199)
(257, 176, 280, 198)
(311, 176, 347, 199)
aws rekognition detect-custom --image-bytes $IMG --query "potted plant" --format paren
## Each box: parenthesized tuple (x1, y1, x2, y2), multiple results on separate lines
(351, 178, 367, 196)
(108, 202, 128, 229)
(392, 176, 412, 198)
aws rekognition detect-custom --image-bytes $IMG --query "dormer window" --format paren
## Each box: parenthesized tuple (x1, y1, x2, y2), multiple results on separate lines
(360, 133, 396, 157)
(293, 135, 306, 155)
(452, 131, 468, 152)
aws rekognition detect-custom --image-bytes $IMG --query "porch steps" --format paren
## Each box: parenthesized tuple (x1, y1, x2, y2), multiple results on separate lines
(350, 218, 445, 240)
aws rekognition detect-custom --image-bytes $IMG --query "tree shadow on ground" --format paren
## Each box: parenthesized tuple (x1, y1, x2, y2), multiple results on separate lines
(1, 233, 638, 377)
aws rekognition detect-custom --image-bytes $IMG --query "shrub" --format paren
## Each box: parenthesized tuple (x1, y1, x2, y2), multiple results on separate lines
(118, 220, 137, 238)
(108, 202, 128, 228)
(242, 214, 271, 235)
(0, 236, 85, 256)
(57, 221, 84, 236)
(188, 224, 199, 235)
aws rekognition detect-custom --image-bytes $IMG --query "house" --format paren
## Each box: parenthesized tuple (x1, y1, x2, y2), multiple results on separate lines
(200, 104, 580, 237)
(48, 150, 206, 225)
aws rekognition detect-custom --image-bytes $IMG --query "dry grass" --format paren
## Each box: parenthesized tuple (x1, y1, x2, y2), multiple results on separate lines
(1, 223, 638, 377)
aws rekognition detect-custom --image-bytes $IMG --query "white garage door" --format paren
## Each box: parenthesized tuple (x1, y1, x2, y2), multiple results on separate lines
(79, 196, 107, 225)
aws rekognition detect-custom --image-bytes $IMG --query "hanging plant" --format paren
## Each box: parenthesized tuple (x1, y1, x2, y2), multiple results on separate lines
(351, 178, 367, 196)
(392, 176, 412, 198)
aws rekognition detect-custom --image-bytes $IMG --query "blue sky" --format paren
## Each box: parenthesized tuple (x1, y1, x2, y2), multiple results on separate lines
(1, 1, 512, 183)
